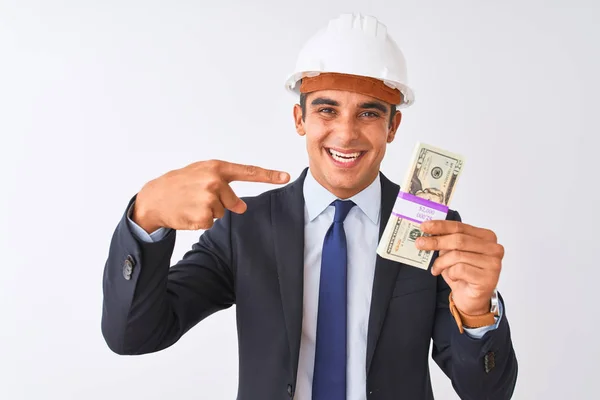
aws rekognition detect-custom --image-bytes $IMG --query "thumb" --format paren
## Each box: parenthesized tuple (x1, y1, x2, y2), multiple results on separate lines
(228, 197, 247, 214)
(219, 183, 247, 214)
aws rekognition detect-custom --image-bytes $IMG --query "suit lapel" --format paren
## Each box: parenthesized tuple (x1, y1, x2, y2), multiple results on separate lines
(366, 172, 402, 375)
(271, 168, 308, 384)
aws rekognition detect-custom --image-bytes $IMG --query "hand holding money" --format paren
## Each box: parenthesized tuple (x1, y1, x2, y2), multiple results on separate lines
(416, 219, 504, 316)
(377, 142, 465, 268)
(377, 141, 504, 315)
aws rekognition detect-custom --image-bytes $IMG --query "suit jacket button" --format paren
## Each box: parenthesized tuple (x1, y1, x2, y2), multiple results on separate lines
(123, 256, 135, 280)
(484, 351, 496, 373)
(287, 384, 293, 397)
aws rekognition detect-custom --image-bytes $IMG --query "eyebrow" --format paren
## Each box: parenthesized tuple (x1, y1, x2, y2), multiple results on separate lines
(359, 101, 388, 114)
(311, 97, 339, 107)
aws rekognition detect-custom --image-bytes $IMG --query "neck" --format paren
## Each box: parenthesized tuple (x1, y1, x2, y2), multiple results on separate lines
(310, 168, 379, 199)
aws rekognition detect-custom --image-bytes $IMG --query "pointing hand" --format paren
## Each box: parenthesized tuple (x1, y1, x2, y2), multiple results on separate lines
(133, 160, 290, 232)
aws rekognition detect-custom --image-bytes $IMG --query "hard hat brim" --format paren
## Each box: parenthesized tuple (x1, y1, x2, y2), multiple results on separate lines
(285, 72, 415, 108)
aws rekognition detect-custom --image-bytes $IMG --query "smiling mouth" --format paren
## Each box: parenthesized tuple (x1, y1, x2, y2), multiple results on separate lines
(326, 148, 366, 165)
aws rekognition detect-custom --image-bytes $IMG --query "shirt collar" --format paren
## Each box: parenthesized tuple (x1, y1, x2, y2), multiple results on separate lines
(303, 168, 381, 224)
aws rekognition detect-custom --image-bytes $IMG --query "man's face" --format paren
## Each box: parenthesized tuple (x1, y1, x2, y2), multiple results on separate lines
(293, 89, 402, 199)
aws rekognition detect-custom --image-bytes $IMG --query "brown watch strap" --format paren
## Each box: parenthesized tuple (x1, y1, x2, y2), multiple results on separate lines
(448, 292, 496, 334)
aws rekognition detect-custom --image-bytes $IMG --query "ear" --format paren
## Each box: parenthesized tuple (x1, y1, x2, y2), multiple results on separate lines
(293, 104, 306, 136)
(386, 110, 402, 143)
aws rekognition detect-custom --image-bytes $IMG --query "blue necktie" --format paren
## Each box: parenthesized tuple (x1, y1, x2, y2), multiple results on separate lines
(313, 199, 355, 400)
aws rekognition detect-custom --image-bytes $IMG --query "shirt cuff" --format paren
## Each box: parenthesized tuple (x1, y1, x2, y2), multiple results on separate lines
(126, 201, 169, 243)
(463, 297, 504, 339)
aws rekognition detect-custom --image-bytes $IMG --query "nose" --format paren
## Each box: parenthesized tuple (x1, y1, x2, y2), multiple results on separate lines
(334, 113, 360, 141)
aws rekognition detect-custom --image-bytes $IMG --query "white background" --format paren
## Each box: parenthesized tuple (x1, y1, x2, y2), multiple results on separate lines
(1, 1, 598, 399)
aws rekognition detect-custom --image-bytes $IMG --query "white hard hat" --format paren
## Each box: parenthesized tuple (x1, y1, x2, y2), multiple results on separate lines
(285, 13, 415, 108)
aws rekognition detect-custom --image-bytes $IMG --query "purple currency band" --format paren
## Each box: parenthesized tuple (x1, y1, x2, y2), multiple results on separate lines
(397, 191, 449, 212)
(391, 191, 449, 225)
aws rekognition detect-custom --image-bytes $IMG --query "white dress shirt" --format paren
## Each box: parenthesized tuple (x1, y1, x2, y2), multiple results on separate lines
(294, 169, 380, 400)
(126, 168, 502, 400)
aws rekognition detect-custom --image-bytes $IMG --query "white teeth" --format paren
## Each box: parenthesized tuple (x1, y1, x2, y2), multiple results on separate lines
(328, 149, 361, 163)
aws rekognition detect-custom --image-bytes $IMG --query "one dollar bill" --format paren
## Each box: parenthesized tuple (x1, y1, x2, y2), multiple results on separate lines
(376, 142, 465, 269)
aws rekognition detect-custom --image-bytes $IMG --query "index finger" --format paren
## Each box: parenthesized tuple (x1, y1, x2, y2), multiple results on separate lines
(220, 162, 290, 184)
(420, 220, 497, 242)
(416, 233, 500, 256)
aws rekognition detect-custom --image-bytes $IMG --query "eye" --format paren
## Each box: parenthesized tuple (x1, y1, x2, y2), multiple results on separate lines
(318, 107, 336, 114)
(360, 111, 380, 118)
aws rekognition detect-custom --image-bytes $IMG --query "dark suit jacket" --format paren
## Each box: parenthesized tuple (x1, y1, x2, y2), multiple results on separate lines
(101, 168, 518, 399)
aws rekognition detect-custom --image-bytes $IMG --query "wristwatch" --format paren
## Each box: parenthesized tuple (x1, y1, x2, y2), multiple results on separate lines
(449, 289, 499, 334)
(490, 289, 500, 317)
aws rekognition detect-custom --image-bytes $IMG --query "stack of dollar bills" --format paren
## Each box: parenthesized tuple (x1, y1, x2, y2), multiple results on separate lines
(376, 142, 465, 269)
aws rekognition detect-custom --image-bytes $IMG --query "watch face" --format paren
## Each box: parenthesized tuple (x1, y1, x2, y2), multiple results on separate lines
(491, 304, 499, 316)
(490, 290, 499, 316)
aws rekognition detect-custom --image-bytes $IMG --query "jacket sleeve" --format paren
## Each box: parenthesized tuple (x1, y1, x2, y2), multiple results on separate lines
(430, 210, 518, 399)
(101, 194, 235, 355)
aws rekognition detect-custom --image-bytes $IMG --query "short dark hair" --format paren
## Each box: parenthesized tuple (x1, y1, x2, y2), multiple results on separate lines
(299, 92, 397, 128)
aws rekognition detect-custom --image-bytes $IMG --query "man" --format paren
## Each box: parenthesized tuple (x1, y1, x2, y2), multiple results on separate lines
(101, 13, 517, 399)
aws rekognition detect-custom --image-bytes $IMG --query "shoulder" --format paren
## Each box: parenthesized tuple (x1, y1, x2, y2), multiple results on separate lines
(234, 186, 280, 221)
(241, 174, 302, 209)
